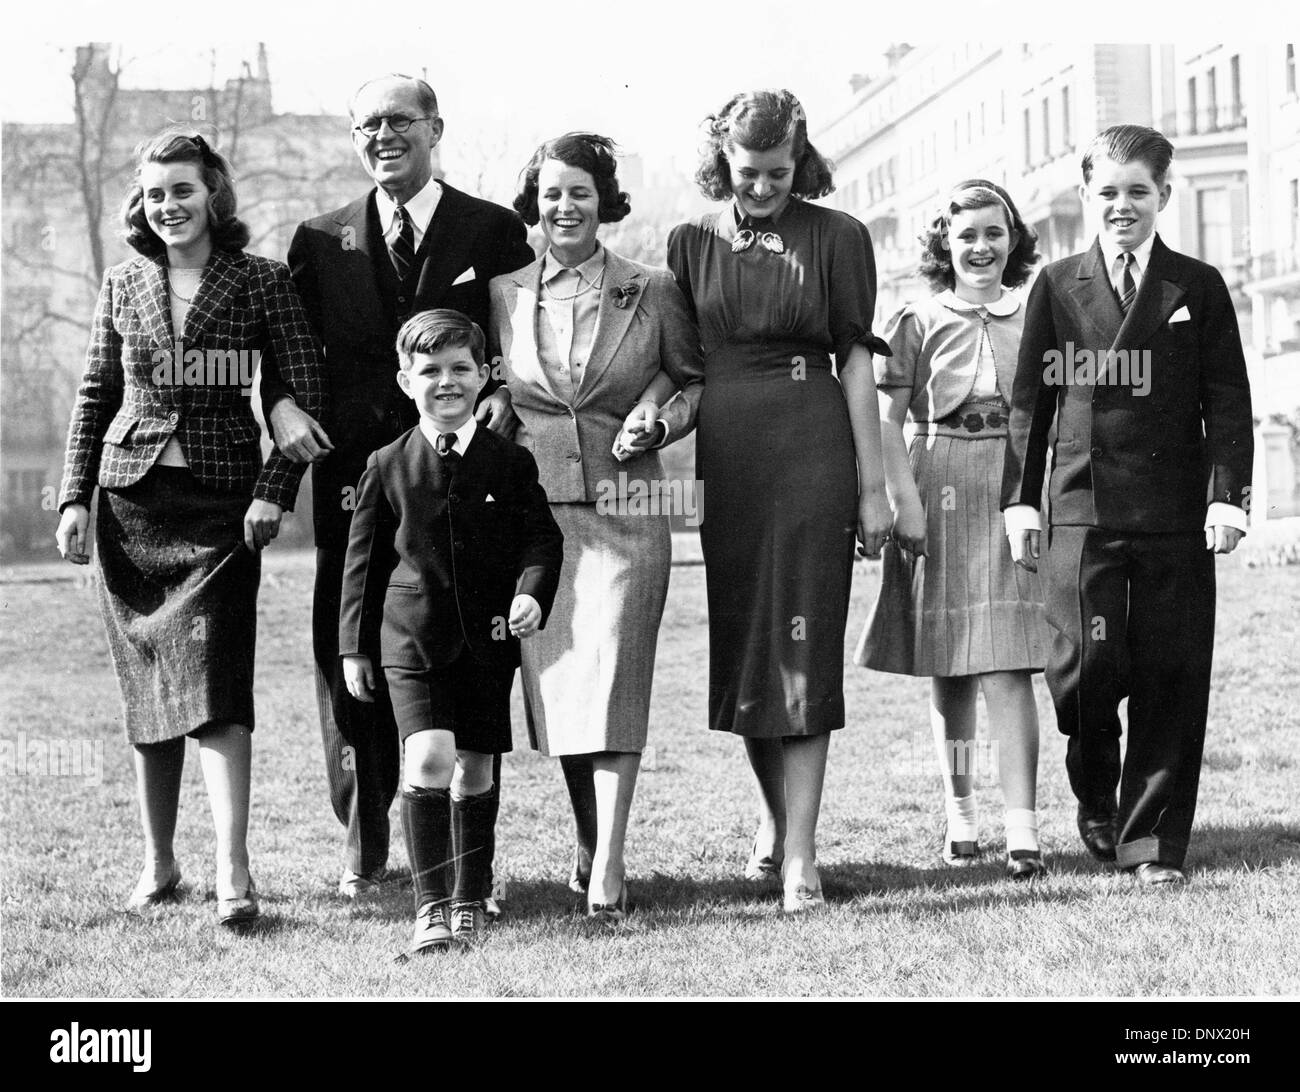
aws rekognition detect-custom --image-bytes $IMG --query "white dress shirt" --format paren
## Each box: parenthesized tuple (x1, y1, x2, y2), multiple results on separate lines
(375, 176, 443, 252)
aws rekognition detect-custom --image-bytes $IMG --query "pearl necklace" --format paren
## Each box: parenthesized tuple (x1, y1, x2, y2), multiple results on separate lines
(542, 267, 604, 303)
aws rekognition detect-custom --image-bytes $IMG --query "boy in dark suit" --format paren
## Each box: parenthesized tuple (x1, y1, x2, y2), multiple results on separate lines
(339, 310, 562, 951)
(1001, 125, 1253, 885)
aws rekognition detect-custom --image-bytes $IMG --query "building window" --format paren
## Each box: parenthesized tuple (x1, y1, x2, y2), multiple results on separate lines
(1207, 68, 1218, 130)
(1042, 96, 1052, 158)
(1197, 188, 1233, 269)
(1291, 179, 1299, 249)
(1188, 76, 1199, 133)
(1230, 54, 1242, 121)
(1062, 86, 1072, 149)
(1023, 107, 1032, 168)
(1288, 44, 1297, 95)
(980, 101, 986, 136)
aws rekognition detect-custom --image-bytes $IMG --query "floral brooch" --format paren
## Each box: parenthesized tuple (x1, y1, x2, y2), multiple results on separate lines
(612, 280, 641, 309)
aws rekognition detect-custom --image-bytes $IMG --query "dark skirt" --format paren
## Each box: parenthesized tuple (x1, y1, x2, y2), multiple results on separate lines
(94, 466, 259, 744)
(698, 345, 857, 738)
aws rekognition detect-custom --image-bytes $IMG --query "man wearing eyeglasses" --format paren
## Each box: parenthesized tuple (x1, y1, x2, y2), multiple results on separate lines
(260, 73, 535, 902)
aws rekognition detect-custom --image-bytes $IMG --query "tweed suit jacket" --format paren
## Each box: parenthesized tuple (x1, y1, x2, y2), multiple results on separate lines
(261, 183, 536, 551)
(489, 248, 704, 502)
(338, 425, 564, 671)
(59, 249, 323, 511)
(1001, 236, 1253, 533)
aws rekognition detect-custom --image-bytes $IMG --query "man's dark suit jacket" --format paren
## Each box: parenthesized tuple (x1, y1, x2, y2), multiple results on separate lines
(1001, 235, 1253, 531)
(261, 182, 535, 551)
(338, 426, 563, 672)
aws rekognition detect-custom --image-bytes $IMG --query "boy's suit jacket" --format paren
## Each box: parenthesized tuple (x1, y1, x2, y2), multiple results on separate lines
(1001, 235, 1252, 532)
(59, 250, 323, 512)
(489, 248, 703, 502)
(261, 183, 535, 551)
(338, 425, 563, 672)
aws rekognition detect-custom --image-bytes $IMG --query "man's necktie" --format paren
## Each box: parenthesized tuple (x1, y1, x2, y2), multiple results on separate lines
(435, 431, 459, 465)
(1117, 251, 1137, 314)
(390, 205, 415, 282)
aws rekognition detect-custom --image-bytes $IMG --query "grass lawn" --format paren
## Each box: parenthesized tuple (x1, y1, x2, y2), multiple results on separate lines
(2, 549, 1298, 998)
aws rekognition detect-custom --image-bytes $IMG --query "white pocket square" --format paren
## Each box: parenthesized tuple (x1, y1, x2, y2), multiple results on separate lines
(1169, 306, 1191, 324)
(452, 266, 476, 286)
(484, 493, 495, 503)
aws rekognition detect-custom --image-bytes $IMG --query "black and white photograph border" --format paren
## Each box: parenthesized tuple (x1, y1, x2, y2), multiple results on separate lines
(1, 0, 1297, 1026)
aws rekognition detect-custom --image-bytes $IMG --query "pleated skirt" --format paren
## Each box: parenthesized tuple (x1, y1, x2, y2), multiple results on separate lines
(94, 466, 260, 743)
(855, 432, 1047, 677)
(520, 502, 670, 756)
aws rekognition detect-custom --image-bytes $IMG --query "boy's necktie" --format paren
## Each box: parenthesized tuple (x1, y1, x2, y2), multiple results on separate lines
(1116, 252, 1137, 314)
(436, 432, 460, 466)
(390, 205, 415, 281)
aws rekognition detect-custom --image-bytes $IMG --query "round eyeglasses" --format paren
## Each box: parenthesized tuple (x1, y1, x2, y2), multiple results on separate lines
(353, 115, 434, 136)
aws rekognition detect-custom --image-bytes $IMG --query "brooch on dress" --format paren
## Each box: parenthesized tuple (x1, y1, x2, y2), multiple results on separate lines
(612, 280, 641, 309)
(731, 229, 785, 254)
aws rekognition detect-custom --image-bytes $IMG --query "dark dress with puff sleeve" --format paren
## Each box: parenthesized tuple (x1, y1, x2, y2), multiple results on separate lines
(667, 199, 887, 737)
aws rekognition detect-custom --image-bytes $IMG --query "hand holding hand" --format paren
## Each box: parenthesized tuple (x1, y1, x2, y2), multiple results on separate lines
(891, 498, 927, 557)
(856, 490, 892, 559)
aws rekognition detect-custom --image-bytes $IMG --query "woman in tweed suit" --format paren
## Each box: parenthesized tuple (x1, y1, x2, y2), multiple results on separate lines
(55, 130, 323, 926)
(487, 133, 703, 921)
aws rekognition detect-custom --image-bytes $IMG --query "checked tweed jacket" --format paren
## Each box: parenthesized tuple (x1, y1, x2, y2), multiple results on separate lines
(59, 249, 324, 512)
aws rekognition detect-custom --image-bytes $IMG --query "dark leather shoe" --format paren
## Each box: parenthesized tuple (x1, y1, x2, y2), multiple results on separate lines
(411, 901, 453, 954)
(1076, 807, 1118, 862)
(217, 876, 259, 928)
(942, 840, 980, 867)
(1005, 849, 1047, 881)
(1129, 862, 1187, 886)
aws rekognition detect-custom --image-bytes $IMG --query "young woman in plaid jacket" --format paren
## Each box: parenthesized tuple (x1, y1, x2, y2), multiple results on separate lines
(55, 130, 323, 928)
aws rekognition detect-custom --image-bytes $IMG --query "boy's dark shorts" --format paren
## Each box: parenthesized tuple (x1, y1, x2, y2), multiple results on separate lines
(385, 652, 515, 754)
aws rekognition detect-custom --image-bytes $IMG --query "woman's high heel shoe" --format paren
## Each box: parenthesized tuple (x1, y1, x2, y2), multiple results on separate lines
(569, 845, 593, 894)
(217, 875, 259, 928)
(744, 838, 784, 881)
(586, 883, 628, 926)
(781, 862, 826, 913)
(1005, 849, 1047, 881)
(125, 862, 182, 913)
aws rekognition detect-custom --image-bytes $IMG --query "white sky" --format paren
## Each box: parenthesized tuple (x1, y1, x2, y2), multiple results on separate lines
(2, 0, 1287, 177)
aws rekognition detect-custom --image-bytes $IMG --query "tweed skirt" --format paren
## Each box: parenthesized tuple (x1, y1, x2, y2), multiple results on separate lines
(855, 429, 1047, 677)
(94, 466, 260, 743)
(520, 502, 670, 757)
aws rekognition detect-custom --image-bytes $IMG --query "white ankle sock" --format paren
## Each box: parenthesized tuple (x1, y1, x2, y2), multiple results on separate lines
(1005, 808, 1040, 854)
(945, 793, 979, 843)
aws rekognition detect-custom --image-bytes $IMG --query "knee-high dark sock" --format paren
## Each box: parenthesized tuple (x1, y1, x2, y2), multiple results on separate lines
(451, 788, 497, 904)
(559, 754, 598, 867)
(401, 786, 450, 910)
(483, 753, 502, 897)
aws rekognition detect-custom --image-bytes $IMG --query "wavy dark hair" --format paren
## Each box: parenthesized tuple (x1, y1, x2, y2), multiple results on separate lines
(513, 132, 631, 226)
(1082, 123, 1175, 186)
(122, 129, 249, 257)
(917, 179, 1039, 291)
(695, 89, 834, 202)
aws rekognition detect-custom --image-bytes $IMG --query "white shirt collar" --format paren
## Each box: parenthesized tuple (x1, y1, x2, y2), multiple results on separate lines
(541, 244, 605, 286)
(937, 288, 1021, 317)
(418, 413, 477, 455)
(375, 176, 443, 247)
(1098, 230, 1157, 281)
